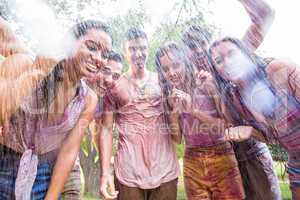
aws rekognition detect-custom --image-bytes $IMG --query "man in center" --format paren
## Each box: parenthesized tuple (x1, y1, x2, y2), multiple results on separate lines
(98, 28, 179, 200)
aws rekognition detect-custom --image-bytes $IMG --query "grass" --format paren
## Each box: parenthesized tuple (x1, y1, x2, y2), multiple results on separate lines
(274, 161, 288, 181)
(281, 183, 292, 200)
(83, 193, 99, 200)
(83, 161, 292, 200)
(274, 161, 292, 200)
(177, 184, 187, 200)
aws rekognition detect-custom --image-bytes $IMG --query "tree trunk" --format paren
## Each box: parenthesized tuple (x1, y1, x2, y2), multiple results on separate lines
(79, 132, 101, 197)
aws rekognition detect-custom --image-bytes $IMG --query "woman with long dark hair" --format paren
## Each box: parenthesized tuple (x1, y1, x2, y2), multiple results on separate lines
(209, 36, 300, 199)
(0, 20, 113, 200)
(181, 2, 281, 199)
(155, 42, 245, 200)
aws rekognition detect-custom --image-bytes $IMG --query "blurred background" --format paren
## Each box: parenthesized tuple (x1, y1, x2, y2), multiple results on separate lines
(0, 0, 295, 199)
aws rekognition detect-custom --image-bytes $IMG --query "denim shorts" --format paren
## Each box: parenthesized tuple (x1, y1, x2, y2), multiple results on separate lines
(0, 144, 61, 200)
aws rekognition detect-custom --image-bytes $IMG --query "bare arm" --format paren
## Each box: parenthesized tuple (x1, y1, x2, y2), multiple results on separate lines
(100, 111, 114, 178)
(44, 89, 98, 200)
(240, 0, 275, 51)
(225, 125, 268, 142)
(0, 17, 59, 123)
(0, 55, 58, 123)
(99, 94, 118, 199)
(0, 17, 28, 56)
(266, 59, 300, 103)
(0, 16, 58, 81)
(191, 78, 229, 132)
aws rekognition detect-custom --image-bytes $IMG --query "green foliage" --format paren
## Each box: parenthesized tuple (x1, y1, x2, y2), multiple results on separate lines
(274, 161, 288, 181)
(107, 8, 151, 51)
(7, 0, 217, 72)
(83, 193, 100, 200)
(46, 0, 217, 73)
(269, 144, 288, 162)
(280, 182, 292, 200)
(80, 136, 90, 157)
(93, 154, 99, 163)
(176, 143, 185, 159)
(147, 0, 217, 71)
(106, 7, 151, 72)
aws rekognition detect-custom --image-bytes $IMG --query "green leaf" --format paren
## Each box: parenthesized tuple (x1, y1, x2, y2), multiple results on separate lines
(80, 136, 89, 157)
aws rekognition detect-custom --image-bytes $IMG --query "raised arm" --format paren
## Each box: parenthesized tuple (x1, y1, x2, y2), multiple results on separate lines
(0, 16, 59, 123)
(44, 89, 98, 200)
(0, 16, 58, 81)
(0, 17, 28, 56)
(240, 0, 275, 51)
(0, 55, 58, 123)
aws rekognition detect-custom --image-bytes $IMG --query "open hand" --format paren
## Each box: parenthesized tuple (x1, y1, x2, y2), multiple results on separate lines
(100, 174, 119, 200)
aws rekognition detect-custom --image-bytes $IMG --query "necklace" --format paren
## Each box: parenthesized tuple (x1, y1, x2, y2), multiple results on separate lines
(126, 71, 150, 98)
(138, 83, 147, 96)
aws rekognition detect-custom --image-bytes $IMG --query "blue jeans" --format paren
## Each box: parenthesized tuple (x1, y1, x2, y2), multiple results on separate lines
(0, 145, 61, 200)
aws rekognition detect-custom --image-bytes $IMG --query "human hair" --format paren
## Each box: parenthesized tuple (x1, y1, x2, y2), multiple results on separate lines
(208, 37, 268, 95)
(208, 37, 278, 133)
(34, 20, 112, 117)
(182, 25, 211, 49)
(155, 42, 196, 112)
(125, 27, 147, 41)
(108, 51, 123, 63)
(69, 19, 112, 42)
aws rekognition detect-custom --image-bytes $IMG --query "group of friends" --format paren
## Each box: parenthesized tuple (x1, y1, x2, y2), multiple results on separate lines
(1, 0, 300, 199)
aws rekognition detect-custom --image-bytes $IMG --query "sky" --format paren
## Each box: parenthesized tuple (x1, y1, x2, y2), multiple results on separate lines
(11, 0, 300, 63)
(207, 0, 300, 63)
(90, 0, 300, 63)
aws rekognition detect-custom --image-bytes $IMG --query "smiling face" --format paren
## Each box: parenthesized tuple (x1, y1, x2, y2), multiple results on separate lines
(159, 51, 186, 88)
(211, 41, 257, 84)
(124, 38, 148, 70)
(72, 28, 112, 77)
(99, 59, 123, 89)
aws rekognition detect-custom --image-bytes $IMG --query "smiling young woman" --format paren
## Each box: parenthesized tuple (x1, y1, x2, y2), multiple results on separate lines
(0, 19, 113, 200)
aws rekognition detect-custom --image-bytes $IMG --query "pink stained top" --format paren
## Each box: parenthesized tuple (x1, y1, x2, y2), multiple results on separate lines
(2, 80, 88, 154)
(180, 80, 227, 148)
(103, 72, 179, 189)
(1, 80, 89, 198)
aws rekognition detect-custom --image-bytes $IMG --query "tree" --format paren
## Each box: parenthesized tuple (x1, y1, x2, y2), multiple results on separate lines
(148, 0, 217, 71)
